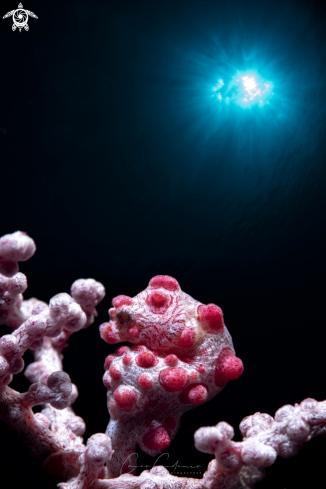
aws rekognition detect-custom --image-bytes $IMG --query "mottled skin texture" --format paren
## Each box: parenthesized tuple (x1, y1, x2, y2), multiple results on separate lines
(100, 275, 244, 477)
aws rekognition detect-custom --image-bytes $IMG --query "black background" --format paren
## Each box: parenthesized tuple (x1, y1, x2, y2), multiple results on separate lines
(1, 0, 326, 487)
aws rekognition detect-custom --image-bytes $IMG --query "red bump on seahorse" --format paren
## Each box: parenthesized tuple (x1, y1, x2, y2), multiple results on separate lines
(100, 275, 243, 477)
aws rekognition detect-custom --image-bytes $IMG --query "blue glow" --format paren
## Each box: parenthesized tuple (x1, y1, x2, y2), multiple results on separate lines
(212, 70, 275, 108)
(105, 0, 326, 227)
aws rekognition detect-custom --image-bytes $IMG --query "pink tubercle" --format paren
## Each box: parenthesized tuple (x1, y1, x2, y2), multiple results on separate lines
(122, 354, 132, 366)
(136, 350, 158, 368)
(112, 295, 133, 308)
(187, 384, 208, 405)
(215, 348, 244, 387)
(196, 365, 206, 374)
(113, 387, 138, 411)
(149, 275, 180, 292)
(197, 304, 224, 333)
(100, 323, 120, 344)
(177, 326, 195, 347)
(189, 370, 199, 381)
(129, 327, 140, 338)
(102, 372, 111, 389)
(179, 383, 208, 405)
(142, 426, 171, 451)
(137, 373, 153, 389)
(116, 346, 130, 355)
(147, 291, 169, 309)
(159, 367, 188, 392)
(109, 365, 121, 380)
(104, 355, 115, 370)
(164, 354, 179, 366)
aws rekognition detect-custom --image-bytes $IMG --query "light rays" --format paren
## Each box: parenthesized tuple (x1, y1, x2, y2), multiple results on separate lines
(212, 70, 275, 108)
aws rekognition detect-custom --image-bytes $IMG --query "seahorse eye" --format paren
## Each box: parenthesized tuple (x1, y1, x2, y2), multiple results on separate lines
(116, 311, 131, 324)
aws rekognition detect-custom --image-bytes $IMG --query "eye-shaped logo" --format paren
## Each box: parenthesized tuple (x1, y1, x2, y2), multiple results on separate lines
(3, 3, 38, 32)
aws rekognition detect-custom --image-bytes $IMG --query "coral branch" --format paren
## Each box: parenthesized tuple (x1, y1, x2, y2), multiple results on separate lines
(25, 279, 106, 385)
(24, 279, 105, 478)
(57, 457, 263, 489)
(193, 397, 326, 487)
(28, 279, 105, 478)
(195, 398, 326, 471)
(71, 278, 106, 328)
(0, 292, 87, 456)
(58, 434, 114, 489)
(0, 231, 106, 480)
(0, 231, 36, 276)
(0, 292, 86, 385)
(62, 397, 326, 489)
(0, 231, 37, 329)
(22, 371, 73, 409)
(2, 230, 326, 489)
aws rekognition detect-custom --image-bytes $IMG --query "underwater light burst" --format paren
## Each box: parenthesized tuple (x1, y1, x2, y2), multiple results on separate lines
(212, 70, 276, 109)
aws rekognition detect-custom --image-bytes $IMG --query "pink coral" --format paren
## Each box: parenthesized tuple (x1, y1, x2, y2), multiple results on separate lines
(0, 231, 107, 479)
(1, 230, 326, 489)
(194, 398, 326, 475)
(100, 275, 243, 477)
(0, 231, 37, 329)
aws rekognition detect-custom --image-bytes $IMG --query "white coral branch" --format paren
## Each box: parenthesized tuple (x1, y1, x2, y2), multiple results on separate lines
(0, 292, 87, 455)
(0, 231, 106, 475)
(2, 230, 326, 489)
(0, 231, 37, 329)
(24, 278, 106, 472)
(60, 397, 326, 489)
(58, 434, 114, 489)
